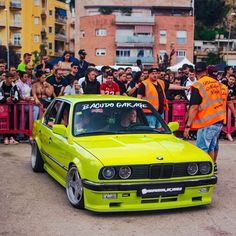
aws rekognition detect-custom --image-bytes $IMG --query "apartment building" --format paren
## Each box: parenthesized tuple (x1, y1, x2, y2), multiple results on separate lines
(75, 0, 194, 66)
(0, 0, 70, 58)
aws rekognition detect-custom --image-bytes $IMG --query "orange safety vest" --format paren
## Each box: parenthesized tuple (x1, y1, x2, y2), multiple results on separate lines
(142, 78, 168, 111)
(191, 76, 227, 129)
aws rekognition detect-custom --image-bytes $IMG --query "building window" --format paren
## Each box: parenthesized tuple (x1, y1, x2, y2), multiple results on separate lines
(176, 31, 187, 44)
(95, 29, 107, 36)
(34, 0, 40, 6)
(48, 42, 53, 50)
(34, 35, 40, 43)
(96, 48, 106, 56)
(34, 17, 40, 24)
(80, 31, 85, 38)
(176, 50, 186, 63)
(13, 13, 21, 26)
(49, 10, 53, 16)
(49, 26, 53, 33)
(159, 30, 167, 44)
(116, 50, 130, 57)
(13, 33, 21, 46)
(159, 50, 167, 61)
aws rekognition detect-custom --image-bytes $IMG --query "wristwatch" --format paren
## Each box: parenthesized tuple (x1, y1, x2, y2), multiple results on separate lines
(185, 125, 191, 128)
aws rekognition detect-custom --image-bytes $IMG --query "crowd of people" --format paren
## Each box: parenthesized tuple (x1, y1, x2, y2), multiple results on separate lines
(0, 49, 236, 148)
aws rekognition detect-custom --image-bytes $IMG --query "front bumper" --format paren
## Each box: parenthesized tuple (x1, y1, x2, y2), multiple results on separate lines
(82, 176, 217, 212)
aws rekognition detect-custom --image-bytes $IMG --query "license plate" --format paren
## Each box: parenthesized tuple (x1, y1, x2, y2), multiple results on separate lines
(137, 186, 185, 198)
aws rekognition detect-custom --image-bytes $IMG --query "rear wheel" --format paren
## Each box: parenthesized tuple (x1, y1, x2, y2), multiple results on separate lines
(31, 141, 44, 172)
(66, 165, 84, 209)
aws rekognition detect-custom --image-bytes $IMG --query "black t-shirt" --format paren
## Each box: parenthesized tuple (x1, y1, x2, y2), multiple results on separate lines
(222, 81, 236, 100)
(114, 78, 127, 95)
(138, 80, 169, 114)
(64, 73, 78, 86)
(47, 76, 67, 97)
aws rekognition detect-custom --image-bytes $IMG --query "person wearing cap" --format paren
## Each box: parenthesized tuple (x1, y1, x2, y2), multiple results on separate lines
(137, 67, 188, 117)
(184, 62, 236, 172)
(17, 53, 32, 72)
(77, 49, 90, 79)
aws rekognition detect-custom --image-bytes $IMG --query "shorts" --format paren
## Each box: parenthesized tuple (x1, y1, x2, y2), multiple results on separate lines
(196, 123, 223, 153)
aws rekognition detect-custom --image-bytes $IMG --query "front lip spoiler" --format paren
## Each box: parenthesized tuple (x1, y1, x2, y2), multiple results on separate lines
(82, 176, 217, 191)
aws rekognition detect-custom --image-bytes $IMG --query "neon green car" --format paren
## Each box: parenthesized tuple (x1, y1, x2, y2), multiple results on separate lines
(31, 95, 217, 212)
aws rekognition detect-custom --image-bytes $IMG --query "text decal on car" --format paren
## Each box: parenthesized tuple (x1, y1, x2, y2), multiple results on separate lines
(138, 187, 185, 198)
(81, 102, 148, 110)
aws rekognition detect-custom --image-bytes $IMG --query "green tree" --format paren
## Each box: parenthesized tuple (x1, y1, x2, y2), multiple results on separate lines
(195, 0, 229, 27)
(31, 44, 47, 67)
(205, 52, 225, 65)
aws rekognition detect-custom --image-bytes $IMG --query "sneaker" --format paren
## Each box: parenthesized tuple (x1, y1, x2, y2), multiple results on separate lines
(214, 163, 218, 174)
(4, 137, 9, 145)
(9, 137, 19, 145)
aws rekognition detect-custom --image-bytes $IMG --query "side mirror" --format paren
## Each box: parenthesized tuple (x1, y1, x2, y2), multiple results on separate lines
(52, 124, 68, 138)
(168, 122, 179, 132)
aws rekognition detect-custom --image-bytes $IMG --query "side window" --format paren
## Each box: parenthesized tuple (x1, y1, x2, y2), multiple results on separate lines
(44, 100, 62, 127)
(57, 103, 70, 127)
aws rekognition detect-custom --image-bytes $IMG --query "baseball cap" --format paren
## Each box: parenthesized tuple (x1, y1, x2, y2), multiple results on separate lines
(78, 49, 87, 55)
(195, 62, 207, 73)
(148, 68, 161, 74)
(207, 65, 218, 79)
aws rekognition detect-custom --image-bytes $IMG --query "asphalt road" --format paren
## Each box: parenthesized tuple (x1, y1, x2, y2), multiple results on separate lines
(0, 141, 236, 236)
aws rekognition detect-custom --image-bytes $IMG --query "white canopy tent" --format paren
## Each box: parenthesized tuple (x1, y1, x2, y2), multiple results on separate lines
(167, 58, 194, 72)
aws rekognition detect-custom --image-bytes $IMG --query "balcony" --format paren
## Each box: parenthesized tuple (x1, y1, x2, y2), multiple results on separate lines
(10, 21, 22, 30)
(41, 9, 47, 20)
(10, 1, 22, 10)
(0, 20, 5, 29)
(0, 1, 5, 8)
(55, 33, 67, 42)
(55, 15, 67, 25)
(41, 28, 47, 40)
(116, 56, 154, 64)
(116, 15, 155, 25)
(116, 35, 154, 47)
(9, 40, 22, 48)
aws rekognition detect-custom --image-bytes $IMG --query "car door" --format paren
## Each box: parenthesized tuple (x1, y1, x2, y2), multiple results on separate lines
(40, 99, 63, 172)
(49, 102, 72, 180)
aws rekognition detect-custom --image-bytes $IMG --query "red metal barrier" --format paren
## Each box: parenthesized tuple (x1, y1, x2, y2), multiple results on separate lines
(0, 101, 44, 138)
(166, 100, 236, 141)
(165, 100, 188, 131)
(221, 100, 236, 141)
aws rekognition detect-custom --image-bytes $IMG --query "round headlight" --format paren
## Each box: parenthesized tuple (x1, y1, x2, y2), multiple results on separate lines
(199, 163, 211, 175)
(102, 167, 115, 179)
(187, 163, 198, 176)
(119, 166, 132, 179)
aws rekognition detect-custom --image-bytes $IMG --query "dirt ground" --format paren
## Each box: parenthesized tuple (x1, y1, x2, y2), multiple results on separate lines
(0, 142, 236, 236)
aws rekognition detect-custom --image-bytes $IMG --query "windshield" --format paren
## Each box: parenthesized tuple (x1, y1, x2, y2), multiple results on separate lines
(72, 101, 170, 136)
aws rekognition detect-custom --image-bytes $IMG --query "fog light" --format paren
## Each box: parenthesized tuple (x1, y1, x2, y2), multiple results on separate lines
(103, 193, 117, 199)
(199, 187, 210, 193)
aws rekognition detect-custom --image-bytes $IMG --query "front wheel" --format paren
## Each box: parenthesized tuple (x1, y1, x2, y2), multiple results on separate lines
(31, 141, 44, 172)
(66, 165, 84, 209)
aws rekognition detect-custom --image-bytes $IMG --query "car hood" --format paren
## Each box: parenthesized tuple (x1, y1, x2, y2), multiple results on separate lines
(73, 134, 211, 166)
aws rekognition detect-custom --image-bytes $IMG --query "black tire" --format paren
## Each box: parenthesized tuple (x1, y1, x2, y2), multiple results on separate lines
(66, 165, 84, 209)
(31, 141, 44, 172)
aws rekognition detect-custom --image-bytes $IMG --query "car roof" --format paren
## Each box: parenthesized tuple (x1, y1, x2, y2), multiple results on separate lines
(56, 95, 144, 104)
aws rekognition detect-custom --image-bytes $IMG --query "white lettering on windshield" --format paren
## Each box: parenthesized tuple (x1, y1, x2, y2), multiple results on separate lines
(81, 102, 147, 110)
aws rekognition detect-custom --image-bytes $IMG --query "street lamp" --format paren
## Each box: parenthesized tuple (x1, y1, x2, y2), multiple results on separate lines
(4, 8, 10, 70)
(226, 12, 236, 64)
